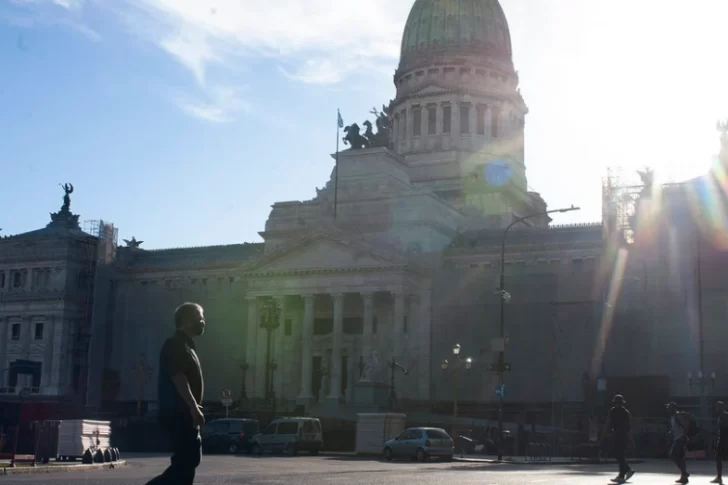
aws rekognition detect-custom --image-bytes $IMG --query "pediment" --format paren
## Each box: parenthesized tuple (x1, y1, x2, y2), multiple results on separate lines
(409, 83, 454, 97)
(244, 234, 406, 275)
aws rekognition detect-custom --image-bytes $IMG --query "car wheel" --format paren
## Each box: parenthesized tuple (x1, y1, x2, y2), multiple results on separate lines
(384, 447, 393, 461)
(285, 443, 298, 456)
(228, 443, 239, 455)
(416, 448, 427, 462)
(443, 455, 453, 462)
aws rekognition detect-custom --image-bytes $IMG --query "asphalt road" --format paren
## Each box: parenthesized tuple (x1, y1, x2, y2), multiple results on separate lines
(0, 454, 721, 484)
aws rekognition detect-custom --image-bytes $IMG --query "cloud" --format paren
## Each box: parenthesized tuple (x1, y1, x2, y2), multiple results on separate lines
(119, 0, 412, 85)
(174, 85, 251, 123)
(3, 0, 99, 40)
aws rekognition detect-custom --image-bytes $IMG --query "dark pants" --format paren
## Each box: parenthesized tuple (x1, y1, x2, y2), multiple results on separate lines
(613, 437, 631, 477)
(670, 436, 688, 476)
(717, 440, 727, 477)
(147, 415, 201, 485)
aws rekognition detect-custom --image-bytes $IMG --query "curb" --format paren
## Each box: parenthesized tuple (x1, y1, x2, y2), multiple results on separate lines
(1, 460, 127, 476)
(453, 457, 644, 466)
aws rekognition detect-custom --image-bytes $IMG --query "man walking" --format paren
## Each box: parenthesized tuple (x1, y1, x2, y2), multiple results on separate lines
(712, 401, 728, 484)
(667, 402, 691, 484)
(147, 302, 206, 485)
(602, 394, 635, 483)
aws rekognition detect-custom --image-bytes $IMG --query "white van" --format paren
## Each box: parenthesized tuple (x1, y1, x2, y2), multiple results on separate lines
(251, 417, 323, 456)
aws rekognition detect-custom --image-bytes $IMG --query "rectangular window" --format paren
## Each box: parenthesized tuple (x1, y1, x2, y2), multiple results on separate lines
(492, 106, 500, 138)
(460, 105, 470, 134)
(284, 318, 292, 336)
(412, 107, 422, 137)
(11, 323, 20, 341)
(477, 105, 486, 135)
(34, 322, 44, 340)
(344, 317, 363, 335)
(442, 105, 452, 134)
(0, 271, 5, 288)
(313, 318, 333, 336)
(13, 272, 22, 288)
(427, 105, 437, 135)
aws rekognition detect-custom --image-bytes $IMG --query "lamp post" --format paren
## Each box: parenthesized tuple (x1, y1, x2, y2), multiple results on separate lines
(688, 371, 716, 455)
(259, 297, 281, 413)
(496, 205, 580, 461)
(441, 344, 473, 439)
(239, 362, 249, 403)
(388, 356, 408, 411)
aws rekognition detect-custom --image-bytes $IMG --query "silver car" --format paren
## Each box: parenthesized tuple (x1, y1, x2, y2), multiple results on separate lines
(383, 427, 454, 462)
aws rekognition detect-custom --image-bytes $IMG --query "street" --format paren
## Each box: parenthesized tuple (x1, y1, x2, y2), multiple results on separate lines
(0, 455, 721, 484)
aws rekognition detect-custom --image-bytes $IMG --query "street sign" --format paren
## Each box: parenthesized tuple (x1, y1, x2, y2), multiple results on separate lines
(488, 362, 512, 373)
(221, 389, 233, 417)
(495, 384, 506, 398)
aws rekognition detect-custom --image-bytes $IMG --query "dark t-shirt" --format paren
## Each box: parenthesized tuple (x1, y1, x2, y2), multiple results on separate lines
(157, 331, 204, 418)
(718, 412, 728, 439)
(608, 406, 631, 438)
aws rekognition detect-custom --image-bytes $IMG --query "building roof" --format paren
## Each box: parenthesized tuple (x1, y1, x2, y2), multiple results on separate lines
(448, 223, 603, 250)
(399, 0, 513, 72)
(120, 243, 264, 270)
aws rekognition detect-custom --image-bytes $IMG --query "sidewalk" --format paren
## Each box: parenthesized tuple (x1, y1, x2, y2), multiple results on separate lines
(0, 460, 127, 476)
(453, 454, 644, 466)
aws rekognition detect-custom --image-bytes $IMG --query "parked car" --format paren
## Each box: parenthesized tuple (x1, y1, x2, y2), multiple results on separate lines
(383, 427, 454, 462)
(201, 418, 259, 454)
(251, 417, 323, 456)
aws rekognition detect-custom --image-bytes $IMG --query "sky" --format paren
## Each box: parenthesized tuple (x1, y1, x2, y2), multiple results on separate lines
(1, 0, 727, 249)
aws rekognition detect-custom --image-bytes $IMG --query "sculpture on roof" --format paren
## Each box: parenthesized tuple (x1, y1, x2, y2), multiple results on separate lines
(343, 123, 369, 149)
(60, 183, 74, 212)
(48, 182, 80, 229)
(343, 99, 394, 150)
(718, 120, 728, 159)
(123, 237, 144, 248)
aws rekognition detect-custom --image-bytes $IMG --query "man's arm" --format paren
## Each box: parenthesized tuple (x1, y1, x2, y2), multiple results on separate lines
(161, 342, 205, 428)
(171, 374, 199, 410)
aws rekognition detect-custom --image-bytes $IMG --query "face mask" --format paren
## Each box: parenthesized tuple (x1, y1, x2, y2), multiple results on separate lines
(189, 321, 205, 337)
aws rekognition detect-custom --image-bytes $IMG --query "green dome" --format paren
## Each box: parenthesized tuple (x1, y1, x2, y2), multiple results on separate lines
(399, 0, 513, 70)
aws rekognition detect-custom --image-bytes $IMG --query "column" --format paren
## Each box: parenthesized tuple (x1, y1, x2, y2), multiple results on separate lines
(484, 105, 492, 140)
(42, 318, 55, 388)
(298, 294, 315, 401)
(245, 296, 258, 399)
(360, 293, 374, 378)
(328, 293, 344, 401)
(0, 318, 7, 386)
(393, 292, 405, 358)
(255, 302, 268, 399)
(274, 296, 286, 402)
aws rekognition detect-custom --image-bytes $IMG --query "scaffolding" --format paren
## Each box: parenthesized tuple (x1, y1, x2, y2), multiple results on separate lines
(602, 168, 645, 245)
(83, 220, 119, 245)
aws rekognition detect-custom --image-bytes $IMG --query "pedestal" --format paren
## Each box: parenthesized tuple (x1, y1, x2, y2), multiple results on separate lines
(354, 381, 389, 409)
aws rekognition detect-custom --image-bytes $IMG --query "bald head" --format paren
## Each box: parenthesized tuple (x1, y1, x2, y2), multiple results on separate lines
(174, 302, 205, 337)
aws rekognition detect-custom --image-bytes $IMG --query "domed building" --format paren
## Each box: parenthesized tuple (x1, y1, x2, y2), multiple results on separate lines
(2, 0, 717, 432)
(393, 0, 545, 225)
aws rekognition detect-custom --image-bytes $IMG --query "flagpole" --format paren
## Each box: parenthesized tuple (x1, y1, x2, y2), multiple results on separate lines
(334, 109, 341, 220)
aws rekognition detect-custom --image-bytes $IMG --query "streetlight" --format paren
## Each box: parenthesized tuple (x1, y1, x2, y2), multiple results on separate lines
(441, 344, 473, 440)
(388, 356, 408, 411)
(496, 205, 580, 461)
(688, 370, 717, 454)
(259, 297, 281, 413)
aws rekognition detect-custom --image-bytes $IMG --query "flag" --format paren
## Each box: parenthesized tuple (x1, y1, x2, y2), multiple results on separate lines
(337, 110, 344, 129)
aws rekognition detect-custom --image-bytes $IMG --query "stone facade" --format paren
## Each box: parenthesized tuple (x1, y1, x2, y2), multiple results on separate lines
(4, 0, 727, 422)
